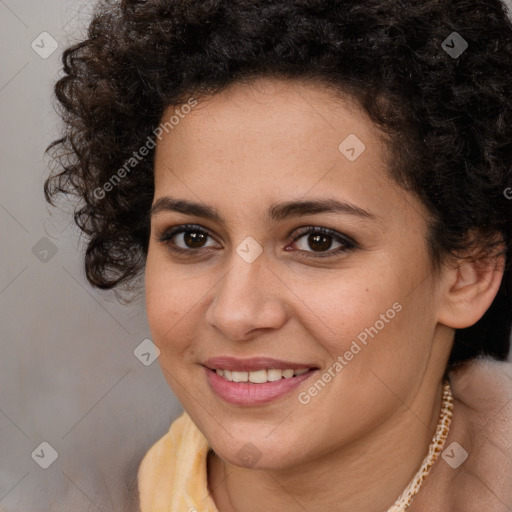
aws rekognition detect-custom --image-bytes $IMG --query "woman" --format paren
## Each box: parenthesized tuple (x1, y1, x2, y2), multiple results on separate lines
(45, 0, 512, 510)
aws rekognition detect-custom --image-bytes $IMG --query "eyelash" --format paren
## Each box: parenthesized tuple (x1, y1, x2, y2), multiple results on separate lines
(156, 223, 357, 259)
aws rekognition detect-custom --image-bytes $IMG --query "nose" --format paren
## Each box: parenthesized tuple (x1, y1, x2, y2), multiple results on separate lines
(205, 249, 288, 342)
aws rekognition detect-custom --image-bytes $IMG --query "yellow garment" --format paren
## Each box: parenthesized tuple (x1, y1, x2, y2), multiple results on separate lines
(137, 412, 218, 512)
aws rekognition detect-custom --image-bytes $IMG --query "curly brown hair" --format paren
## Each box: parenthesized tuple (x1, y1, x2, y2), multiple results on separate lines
(44, 0, 512, 367)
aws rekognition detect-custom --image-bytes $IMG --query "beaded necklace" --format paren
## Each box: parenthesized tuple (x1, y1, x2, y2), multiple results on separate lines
(387, 380, 454, 511)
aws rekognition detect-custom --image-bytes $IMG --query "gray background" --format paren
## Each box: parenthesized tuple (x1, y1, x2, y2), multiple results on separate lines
(0, 2, 182, 511)
(1, 1, 512, 511)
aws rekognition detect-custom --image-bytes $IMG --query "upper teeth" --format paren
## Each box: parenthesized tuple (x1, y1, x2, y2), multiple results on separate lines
(215, 368, 309, 383)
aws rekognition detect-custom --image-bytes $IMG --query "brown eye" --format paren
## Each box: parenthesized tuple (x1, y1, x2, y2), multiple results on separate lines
(304, 233, 335, 252)
(289, 226, 357, 258)
(182, 230, 208, 248)
(156, 224, 219, 254)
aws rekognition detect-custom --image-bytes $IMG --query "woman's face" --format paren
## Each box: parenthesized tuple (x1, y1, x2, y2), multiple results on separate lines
(145, 78, 451, 469)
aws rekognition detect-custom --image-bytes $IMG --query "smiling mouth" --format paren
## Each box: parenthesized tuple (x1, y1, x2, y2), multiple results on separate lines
(213, 368, 310, 383)
(202, 357, 319, 404)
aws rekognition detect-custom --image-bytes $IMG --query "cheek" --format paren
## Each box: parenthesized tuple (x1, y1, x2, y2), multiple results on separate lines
(144, 251, 205, 357)
(290, 267, 402, 353)
(291, 260, 433, 386)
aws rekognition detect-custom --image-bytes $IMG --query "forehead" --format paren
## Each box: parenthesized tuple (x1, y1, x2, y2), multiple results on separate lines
(156, 78, 379, 160)
(152, 77, 426, 227)
(155, 78, 383, 179)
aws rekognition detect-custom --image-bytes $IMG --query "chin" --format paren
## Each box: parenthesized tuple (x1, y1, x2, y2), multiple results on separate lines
(215, 439, 306, 471)
(199, 415, 313, 470)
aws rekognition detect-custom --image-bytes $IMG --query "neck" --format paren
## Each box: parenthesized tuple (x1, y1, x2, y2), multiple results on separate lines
(208, 377, 445, 512)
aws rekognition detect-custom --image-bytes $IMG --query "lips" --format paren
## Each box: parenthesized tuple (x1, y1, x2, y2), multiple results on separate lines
(203, 356, 318, 405)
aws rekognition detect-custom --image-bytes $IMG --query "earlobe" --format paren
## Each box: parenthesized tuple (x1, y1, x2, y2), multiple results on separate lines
(437, 254, 505, 329)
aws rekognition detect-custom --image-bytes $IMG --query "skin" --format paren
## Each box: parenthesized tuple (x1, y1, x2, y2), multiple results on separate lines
(144, 77, 504, 512)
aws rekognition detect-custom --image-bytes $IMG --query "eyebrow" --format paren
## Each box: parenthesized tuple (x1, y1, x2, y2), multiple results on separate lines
(150, 196, 379, 225)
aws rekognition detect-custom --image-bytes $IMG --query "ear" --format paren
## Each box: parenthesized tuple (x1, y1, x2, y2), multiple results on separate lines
(437, 246, 505, 329)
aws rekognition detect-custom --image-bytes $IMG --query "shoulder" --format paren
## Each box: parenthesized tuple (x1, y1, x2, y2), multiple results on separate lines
(449, 356, 512, 402)
(412, 358, 512, 512)
(137, 412, 187, 503)
(449, 358, 512, 510)
(448, 357, 512, 445)
(137, 412, 212, 511)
